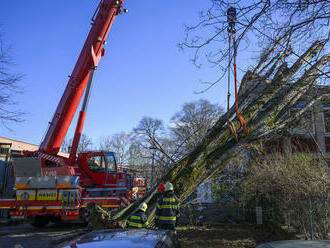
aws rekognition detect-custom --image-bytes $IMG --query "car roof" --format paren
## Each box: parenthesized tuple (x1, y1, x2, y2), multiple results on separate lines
(257, 240, 330, 248)
(58, 229, 171, 248)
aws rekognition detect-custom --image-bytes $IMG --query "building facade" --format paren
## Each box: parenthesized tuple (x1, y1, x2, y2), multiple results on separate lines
(0, 137, 69, 198)
(264, 85, 330, 160)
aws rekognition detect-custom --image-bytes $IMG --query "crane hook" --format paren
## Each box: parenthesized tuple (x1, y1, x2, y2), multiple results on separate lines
(227, 7, 237, 33)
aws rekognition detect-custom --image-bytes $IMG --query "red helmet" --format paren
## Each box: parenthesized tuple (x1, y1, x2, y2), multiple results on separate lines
(157, 183, 165, 193)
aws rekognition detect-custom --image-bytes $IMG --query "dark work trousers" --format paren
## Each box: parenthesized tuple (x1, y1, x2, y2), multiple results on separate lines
(158, 224, 176, 234)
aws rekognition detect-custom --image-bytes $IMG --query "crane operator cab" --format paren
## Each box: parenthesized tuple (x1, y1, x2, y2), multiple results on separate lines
(77, 151, 118, 186)
(76, 151, 135, 198)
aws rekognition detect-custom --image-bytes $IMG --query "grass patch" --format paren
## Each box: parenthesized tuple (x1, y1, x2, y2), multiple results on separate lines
(176, 224, 298, 248)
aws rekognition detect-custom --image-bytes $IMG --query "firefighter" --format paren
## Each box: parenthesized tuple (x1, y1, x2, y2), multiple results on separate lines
(127, 202, 149, 228)
(155, 182, 180, 233)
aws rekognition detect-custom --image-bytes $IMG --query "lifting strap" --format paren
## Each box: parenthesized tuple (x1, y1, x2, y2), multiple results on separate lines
(233, 34, 248, 136)
(227, 34, 238, 141)
(227, 7, 248, 138)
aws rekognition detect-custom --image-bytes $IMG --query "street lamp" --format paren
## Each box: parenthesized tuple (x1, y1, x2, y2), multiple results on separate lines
(149, 146, 157, 186)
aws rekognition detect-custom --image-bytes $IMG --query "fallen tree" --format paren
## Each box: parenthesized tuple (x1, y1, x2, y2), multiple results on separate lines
(88, 40, 329, 229)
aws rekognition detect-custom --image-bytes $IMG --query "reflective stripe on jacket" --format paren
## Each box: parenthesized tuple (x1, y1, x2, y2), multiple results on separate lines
(127, 210, 149, 228)
(155, 191, 179, 226)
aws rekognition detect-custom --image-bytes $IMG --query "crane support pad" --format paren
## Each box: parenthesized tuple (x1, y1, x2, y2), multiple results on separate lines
(13, 157, 42, 177)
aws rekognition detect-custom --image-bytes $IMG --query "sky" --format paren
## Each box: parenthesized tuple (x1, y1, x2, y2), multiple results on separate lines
(0, 0, 251, 147)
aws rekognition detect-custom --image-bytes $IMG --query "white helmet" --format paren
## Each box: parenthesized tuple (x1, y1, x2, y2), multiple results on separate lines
(164, 182, 174, 191)
(139, 202, 148, 212)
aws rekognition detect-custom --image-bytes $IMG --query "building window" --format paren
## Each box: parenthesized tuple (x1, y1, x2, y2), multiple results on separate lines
(323, 109, 330, 133)
(0, 144, 11, 157)
(289, 102, 313, 134)
(295, 101, 307, 109)
(0, 147, 10, 156)
(322, 103, 330, 109)
(325, 137, 330, 152)
(322, 102, 330, 133)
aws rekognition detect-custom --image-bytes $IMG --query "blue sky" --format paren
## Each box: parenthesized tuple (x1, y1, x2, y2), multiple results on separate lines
(0, 0, 251, 146)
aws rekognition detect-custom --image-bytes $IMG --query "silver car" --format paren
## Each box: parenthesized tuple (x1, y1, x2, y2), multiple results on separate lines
(57, 229, 181, 248)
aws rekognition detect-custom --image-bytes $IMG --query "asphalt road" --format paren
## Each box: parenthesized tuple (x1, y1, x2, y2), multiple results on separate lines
(0, 223, 86, 248)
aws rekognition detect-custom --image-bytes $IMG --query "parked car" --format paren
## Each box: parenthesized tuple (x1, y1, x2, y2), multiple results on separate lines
(256, 240, 330, 248)
(57, 229, 181, 248)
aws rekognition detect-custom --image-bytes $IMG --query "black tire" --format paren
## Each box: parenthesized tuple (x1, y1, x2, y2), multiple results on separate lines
(31, 215, 49, 228)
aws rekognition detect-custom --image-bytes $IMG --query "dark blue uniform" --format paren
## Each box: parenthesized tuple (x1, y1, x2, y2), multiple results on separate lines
(155, 191, 179, 231)
(127, 209, 149, 228)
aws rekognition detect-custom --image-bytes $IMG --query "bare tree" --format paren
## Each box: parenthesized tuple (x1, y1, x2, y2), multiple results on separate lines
(133, 117, 174, 163)
(170, 99, 224, 157)
(132, 117, 174, 181)
(131, 102, 225, 180)
(127, 138, 147, 166)
(0, 33, 23, 126)
(133, 117, 165, 149)
(77, 133, 93, 153)
(99, 132, 132, 165)
(179, 0, 330, 90)
(60, 133, 93, 154)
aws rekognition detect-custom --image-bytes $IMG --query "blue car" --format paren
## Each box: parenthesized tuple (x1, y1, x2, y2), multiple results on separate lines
(57, 229, 181, 248)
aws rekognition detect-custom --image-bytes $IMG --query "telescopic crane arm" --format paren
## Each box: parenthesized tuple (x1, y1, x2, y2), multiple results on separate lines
(39, 0, 125, 157)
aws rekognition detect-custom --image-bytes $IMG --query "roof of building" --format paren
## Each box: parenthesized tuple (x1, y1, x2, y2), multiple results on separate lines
(0, 136, 69, 158)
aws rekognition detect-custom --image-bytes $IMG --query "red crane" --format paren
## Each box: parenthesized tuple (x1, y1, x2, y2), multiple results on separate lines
(0, 0, 147, 227)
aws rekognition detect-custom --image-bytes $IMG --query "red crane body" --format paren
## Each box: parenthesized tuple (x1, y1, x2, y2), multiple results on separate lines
(0, 0, 148, 226)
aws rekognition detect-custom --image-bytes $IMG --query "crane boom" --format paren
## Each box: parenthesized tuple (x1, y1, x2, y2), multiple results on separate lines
(40, 0, 124, 155)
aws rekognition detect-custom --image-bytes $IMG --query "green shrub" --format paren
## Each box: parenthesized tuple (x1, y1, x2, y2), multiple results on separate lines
(240, 152, 330, 239)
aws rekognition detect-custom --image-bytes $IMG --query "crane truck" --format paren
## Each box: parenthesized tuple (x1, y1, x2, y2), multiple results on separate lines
(0, 0, 147, 227)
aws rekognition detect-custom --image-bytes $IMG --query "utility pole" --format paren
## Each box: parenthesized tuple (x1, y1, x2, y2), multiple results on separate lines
(149, 146, 157, 187)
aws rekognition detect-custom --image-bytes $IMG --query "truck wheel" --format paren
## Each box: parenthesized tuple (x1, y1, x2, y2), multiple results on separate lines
(31, 215, 49, 228)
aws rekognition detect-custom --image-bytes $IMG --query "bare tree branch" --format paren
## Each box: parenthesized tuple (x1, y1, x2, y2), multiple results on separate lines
(0, 33, 24, 125)
(179, 0, 330, 92)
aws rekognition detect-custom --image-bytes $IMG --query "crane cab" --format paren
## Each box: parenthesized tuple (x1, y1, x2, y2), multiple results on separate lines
(76, 151, 118, 187)
(76, 151, 145, 200)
